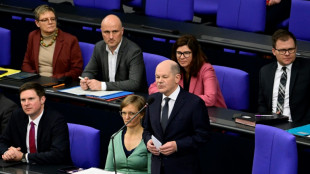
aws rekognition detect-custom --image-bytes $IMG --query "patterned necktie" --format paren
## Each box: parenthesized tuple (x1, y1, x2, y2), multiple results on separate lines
(276, 67, 287, 115)
(161, 97, 170, 132)
(29, 121, 37, 153)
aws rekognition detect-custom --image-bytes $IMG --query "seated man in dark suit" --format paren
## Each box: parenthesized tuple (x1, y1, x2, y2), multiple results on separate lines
(143, 60, 210, 174)
(258, 29, 310, 126)
(0, 93, 18, 134)
(0, 82, 70, 164)
(80, 14, 147, 92)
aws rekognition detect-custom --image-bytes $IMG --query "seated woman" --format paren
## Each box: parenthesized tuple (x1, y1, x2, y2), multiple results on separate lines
(22, 5, 83, 80)
(149, 34, 227, 108)
(105, 95, 151, 174)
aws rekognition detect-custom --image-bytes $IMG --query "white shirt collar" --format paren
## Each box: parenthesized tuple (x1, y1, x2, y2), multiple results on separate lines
(277, 62, 292, 71)
(105, 38, 123, 55)
(28, 109, 44, 126)
(162, 85, 180, 101)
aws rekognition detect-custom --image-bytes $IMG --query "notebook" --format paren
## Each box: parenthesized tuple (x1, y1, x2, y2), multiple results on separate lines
(6, 72, 39, 80)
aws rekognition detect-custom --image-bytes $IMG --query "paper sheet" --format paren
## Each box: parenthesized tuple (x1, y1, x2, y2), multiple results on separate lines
(152, 135, 162, 150)
(75, 167, 122, 174)
(58, 86, 122, 96)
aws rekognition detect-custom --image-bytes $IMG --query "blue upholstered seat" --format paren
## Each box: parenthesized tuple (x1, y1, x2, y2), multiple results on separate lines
(68, 123, 100, 168)
(79, 42, 95, 69)
(194, 0, 218, 16)
(73, 0, 121, 10)
(252, 124, 298, 174)
(213, 65, 249, 110)
(123, 0, 144, 9)
(145, 0, 194, 21)
(216, 0, 266, 32)
(143, 52, 169, 87)
(0, 27, 11, 66)
(289, 0, 310, 41)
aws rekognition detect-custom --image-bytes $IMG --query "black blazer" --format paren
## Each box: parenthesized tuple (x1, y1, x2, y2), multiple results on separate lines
(258, 58, 310, 126)
(0, 107, 71, 164)
(0, 94, 18, 134)
(143, 88, 210, 174)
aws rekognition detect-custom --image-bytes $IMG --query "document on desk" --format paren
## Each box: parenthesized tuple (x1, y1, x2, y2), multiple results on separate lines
(58, 86, 122, 96)
(75, 167, 122, 174)
(0, 67, 20, 78)
(152, 135, 162, 150)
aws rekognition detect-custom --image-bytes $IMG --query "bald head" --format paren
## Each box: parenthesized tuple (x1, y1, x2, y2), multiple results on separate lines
(101, 14, 123, 28)
(101, 14, 124, 52)
(155, 60, 181, 96)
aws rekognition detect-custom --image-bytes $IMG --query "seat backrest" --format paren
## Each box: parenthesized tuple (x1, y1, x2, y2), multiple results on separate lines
(216, 0, 265, 32)
(213, 65, 249, 110)
(194, 0, 218, 15)
(143, 52, 169, 87)
(145, 0, 194, 21)
(252, 124, 298, 174)
(0, 27, 11, 66)
(79, 42, 95, 69)
(74, 0, 121, 10)
(73, 0, 95, 8)
(94, 0, 121, 10)
(289, 0, 310, 41)
(68, 123, 100, 168)
(123, 0, 144, 8)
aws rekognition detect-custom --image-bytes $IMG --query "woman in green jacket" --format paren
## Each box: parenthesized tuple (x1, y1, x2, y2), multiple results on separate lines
(105, 95, 151, 174)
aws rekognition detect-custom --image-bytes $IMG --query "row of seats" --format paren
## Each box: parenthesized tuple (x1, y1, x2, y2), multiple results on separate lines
(74, 0, 310, 41)
(0, 26, 249, 110)
(66, 123, 301, 174)
(79, 42, 250, 111)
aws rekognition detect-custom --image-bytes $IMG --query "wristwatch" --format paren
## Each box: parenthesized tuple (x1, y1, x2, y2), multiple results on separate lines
(21, 153, 27, 163)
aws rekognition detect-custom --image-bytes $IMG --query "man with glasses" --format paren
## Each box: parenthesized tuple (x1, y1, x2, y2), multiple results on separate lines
(80, 14, 147, 92)
(22, 5, 83, 80)
(258, 29, 310, 126)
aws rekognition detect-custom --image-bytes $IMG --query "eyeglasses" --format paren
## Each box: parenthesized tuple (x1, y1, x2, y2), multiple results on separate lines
(176, 51, 192, 58)
(119, 111, 137, 118)
(275, 48, 296, 55)
(38, 17, 57, 23)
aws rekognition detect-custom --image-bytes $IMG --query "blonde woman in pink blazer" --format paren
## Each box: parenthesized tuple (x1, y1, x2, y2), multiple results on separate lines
(149, 35, 227, 108)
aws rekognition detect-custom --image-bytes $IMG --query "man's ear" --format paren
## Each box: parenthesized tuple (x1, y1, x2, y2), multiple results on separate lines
(40, 96, 46, 105)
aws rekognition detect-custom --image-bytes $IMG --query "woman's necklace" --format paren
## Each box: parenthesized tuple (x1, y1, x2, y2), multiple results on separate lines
(40, 29, 58, 47)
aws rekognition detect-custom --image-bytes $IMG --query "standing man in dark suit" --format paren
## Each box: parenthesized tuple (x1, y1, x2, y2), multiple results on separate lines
(80, 14, 147, 92)
(0, 93, 18, 134)
(143, 60, 210, 174)
(0, 82, 70, 164)
(258, 29, 310, 126)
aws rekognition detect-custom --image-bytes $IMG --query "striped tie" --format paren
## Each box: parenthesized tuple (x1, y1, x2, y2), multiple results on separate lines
(276, 67, 287, 115)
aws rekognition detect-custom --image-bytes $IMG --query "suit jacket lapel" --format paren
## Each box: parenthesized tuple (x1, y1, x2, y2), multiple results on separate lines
(115, 37, 126, 76)
(189, 75, 198, 93)
(153, 95, 164, 137)
(102, 47, 109, 81)
(289, 61, 298, 95)
(166, 89, 185, 129)
(52, 30, 63, 71)
(33, 31, 41, 73)
(267, 63, 277, 108)
(22, 114, 29, 150)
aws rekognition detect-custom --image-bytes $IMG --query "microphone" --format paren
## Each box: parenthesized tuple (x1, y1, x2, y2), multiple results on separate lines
(111, 97, 154, 174)
(141, 25, 180, 35)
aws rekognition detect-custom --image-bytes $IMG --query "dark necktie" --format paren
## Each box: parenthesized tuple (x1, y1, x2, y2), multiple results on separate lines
(276, 67, 287, 115)
(29, 121, 37, 153)
(161, 97, 170, 132)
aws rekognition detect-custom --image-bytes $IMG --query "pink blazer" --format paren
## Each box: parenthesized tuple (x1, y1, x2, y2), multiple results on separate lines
(149, 63, 227, 108)
(22, 29, 83, 80)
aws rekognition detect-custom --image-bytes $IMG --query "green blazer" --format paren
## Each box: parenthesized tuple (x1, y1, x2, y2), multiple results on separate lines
(105, 130, 151, 174)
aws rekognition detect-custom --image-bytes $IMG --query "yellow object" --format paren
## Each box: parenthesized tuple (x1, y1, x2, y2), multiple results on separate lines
(0, 67, 21, 78)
